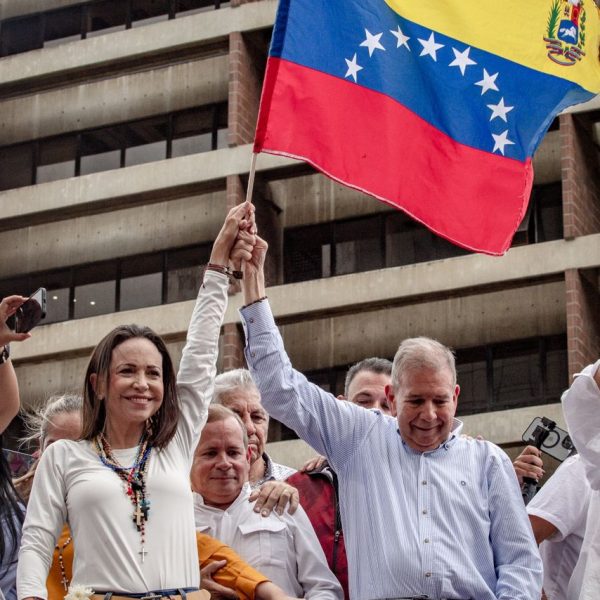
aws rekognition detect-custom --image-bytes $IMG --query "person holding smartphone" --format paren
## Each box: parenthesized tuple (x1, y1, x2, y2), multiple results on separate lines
(0, 294, 33, 600)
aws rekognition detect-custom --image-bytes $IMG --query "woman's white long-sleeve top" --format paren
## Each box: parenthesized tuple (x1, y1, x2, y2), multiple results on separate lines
(17, 271, 229, 599)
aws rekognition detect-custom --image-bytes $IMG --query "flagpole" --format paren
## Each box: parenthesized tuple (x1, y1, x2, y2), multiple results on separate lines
(245, 152, 258, 205)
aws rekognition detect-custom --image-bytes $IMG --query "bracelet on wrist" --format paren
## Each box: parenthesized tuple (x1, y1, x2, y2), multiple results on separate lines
(206, 263, 243, 280)
(242, 296, 267, 310)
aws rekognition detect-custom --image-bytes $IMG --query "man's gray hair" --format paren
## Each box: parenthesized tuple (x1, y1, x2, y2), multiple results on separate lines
(391, 337, 456, 391)
(21, 393, 83, 450)
(212, 368, 260, 405)
(344, 357, 393, 398)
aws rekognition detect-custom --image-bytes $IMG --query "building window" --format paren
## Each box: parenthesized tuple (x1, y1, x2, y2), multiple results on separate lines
(0, 104, 227, 192)
(456, 335, 567, 416)
(0, 243, 212, 325)
(284, 213, 469, 283)
(284, 187, 564, 283)
(0, 0, 230, 57)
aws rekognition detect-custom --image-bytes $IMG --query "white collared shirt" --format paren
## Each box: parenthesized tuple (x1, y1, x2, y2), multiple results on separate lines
(194, 485, 342, 600)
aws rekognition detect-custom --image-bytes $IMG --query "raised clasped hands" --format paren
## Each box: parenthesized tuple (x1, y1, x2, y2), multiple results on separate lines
(210, 201, 256, 269)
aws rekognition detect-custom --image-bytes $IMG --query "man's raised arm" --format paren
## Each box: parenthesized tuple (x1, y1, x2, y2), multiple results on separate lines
(238, 235, 376, 471)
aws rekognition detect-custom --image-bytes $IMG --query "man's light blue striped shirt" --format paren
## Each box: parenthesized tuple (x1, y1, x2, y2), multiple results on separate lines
(241, 301, 542, 600)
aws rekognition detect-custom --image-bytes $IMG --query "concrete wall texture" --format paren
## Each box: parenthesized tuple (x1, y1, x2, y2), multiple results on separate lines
(1, 0, 599, 457)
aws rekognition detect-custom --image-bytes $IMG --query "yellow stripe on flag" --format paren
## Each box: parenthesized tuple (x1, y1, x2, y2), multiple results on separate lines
(384, 0, 600, 93)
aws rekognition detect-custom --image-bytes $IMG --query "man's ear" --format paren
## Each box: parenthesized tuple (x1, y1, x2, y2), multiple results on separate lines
(386, 384, 397, 417)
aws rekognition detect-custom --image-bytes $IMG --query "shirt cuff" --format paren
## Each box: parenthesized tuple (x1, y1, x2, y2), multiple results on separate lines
(239, 299, 276, 341)
(202, 269, 229, 287)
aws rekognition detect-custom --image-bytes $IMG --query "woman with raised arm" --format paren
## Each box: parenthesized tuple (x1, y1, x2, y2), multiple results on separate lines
(17, 203, 255, 600)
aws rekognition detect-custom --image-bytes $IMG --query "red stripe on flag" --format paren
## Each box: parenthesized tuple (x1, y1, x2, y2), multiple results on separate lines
(255, 58, 533, 256)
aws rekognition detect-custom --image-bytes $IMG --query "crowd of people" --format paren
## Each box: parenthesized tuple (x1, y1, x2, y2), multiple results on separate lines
(0, 202, 598, 600)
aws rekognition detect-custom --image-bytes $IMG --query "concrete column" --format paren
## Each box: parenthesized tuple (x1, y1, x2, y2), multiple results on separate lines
(565, 268, 600, 378)
(560, 113, 600, 239)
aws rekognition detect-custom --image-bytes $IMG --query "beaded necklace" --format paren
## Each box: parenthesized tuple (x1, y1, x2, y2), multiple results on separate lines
(94, 431, 153, 562)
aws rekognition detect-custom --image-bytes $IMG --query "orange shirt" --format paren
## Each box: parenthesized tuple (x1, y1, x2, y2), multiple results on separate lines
(47, 525, 268, 600)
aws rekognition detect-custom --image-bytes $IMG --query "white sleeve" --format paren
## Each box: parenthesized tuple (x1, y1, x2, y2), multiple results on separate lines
(17, 443, 68, 600)
(286, 507, 343, 600)
(175, 270, 229, 456)
(527, 455, 591, 541)
(562, 360, 600, 490)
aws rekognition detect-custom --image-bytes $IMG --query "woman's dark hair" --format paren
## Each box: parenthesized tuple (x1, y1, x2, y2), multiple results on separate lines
(80, 324, 179, 449)
(0, 435, 24, 576)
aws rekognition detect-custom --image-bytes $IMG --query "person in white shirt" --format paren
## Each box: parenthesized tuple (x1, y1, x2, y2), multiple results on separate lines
(191, 405, 343, 600)
(562, 360, 600, 600)
(526, 453, 591, 600)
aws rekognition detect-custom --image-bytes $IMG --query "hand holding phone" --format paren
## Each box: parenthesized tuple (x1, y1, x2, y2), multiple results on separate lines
(13, 288, 47, 333)
(0, 295, 32, 346)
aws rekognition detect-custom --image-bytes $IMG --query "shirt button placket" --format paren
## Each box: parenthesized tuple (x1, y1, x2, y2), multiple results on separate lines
(419, 454, 434, 594)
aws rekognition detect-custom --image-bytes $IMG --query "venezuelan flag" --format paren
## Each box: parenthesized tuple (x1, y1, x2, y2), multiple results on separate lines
(254, 0, 600, 255)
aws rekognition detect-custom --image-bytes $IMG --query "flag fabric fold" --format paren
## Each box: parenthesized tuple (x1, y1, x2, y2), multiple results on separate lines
(254, 0, 600, 255)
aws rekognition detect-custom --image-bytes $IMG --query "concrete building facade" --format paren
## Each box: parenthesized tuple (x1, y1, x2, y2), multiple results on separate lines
(1, 0, 599, 470)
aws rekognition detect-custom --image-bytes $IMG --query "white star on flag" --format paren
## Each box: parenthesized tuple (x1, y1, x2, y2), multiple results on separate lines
(449, 47, 476, 76)
(345, 53, 363, 82)
(390, 25, 410, 50)
(487, 98, 514, 122)
(475, 69, 499, 95)
(418, 32, 444, 61)
(360, 29, 385, 57)
(492, 130, 515, 155)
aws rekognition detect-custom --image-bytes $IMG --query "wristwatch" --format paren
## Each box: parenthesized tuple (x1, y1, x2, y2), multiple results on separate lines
(0, 344, 10, 365)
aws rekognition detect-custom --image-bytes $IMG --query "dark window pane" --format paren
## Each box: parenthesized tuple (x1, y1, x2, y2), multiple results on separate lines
(284, 224, 333, 283)
(81, 150, 121, 175)
(0, 277, 29, 300)
(45, 288, 70, 324)
(456, 360, 488, 416)
(124, 118, 168, 166)
(85, 1, 127, 37)
(172, 105, 227, 155)
(74, 281, 116, 318)
(492, 342, 540, 409)
(0, 145, 34, 191)
(131, 0, 170, 27)
(534, 182, 563, 242)
(166, 246, 211, 303)
(176, 0, 230, 15)
(37, 136, 77, 183)
(43, 7, 82, 47)
(0, 16, 43, 56)
(120, 253, 164, 310)
(125, 141, 167, 167)
(121, 273, 163, 311)
(545, 346, 568, 401)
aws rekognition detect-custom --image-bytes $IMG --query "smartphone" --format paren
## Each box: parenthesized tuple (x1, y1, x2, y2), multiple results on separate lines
(522, 416, 575, 463)
(14, 288, 47, 333)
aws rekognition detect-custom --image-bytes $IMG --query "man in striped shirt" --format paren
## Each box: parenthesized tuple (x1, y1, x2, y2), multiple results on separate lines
(237, 234, 542, 600)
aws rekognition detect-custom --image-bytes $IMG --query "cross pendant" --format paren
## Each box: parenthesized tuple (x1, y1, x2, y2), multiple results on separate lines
(60, 575, 69, 591)
(139, 546, 148, 563)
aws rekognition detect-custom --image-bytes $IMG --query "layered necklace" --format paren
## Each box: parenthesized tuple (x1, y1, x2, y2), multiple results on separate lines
(94, 430, 153, 562)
